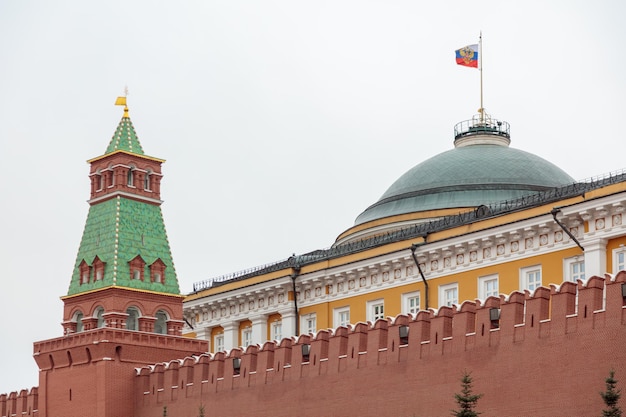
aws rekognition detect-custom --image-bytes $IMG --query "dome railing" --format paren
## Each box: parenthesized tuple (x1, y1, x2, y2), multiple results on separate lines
(190, 168, 626, 293)
(454, 115, 510, 140)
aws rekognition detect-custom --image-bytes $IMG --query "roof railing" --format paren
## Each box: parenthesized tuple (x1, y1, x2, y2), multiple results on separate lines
(190, 168, 626, 293)
(454, 114, 510, 140)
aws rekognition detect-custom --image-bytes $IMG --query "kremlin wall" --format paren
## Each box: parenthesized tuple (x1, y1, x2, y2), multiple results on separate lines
(2, 273, 626, 416)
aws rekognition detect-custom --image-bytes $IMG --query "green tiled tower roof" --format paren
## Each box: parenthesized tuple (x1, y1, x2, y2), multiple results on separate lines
(68, 106, 179, 296)
(68, 197, 179, 295)
(105, 113, 145, 155)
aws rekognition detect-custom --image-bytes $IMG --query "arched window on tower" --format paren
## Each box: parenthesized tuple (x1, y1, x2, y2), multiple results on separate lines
(127, 165, 135, 187)
(96, 170, 104, 191)
(79, 260, 91, 285)
(95, 306, 105, 328)
(154, 310, 168, 334)
(144, 170, 152, 191)
(74, 311, 84, 333)
(128, 255, 146, 281)
(92, 256, 105, 281)
(108, 165, 114, 187)
(149, 259, 166, 284)
(126, 307, 140, 331)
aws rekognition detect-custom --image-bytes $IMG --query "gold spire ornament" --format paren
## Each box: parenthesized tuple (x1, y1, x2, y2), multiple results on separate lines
(115, 87, 129, 117)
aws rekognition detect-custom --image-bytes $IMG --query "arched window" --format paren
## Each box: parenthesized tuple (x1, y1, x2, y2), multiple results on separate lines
(150, 259, 166, 284)
(126, 307, 140, 331)
(127, 166, 135, 186)
(75, 311, 84, 333)
(95, 307, 105, 328)
(92, 256, 105, 281)
(154, 311, 168, 334)
(129, 255, 146, 281)
(79, 260, 91, 285)
(144, 171, 151, 191)
(96, 170, 104, 191)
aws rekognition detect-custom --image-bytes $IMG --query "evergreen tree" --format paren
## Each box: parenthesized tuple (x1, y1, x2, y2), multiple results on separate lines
(452, 371, 482, 417)
(601, 370, 622, 417)
(198, 404, 206, 417)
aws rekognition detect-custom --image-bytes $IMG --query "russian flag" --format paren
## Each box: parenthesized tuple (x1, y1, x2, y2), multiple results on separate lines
(455, 44, 479, 68)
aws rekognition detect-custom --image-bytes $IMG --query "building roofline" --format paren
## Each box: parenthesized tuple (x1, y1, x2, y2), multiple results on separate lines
(190, 169, 626, 294)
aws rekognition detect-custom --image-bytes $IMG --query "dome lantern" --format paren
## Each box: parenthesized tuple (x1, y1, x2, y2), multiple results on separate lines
(453, 112, 510, 148)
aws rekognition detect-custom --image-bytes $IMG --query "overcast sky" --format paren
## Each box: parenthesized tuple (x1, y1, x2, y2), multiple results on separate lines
(1, 0, 624, 394)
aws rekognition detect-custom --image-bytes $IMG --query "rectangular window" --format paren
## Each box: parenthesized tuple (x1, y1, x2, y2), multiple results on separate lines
(301, 314, 317, 335)
(520, 265, 542, 292)
(271, 321, 282, 342)
(402, 291, 421, 316)
(613, 248, 626, 273)
(242, 328, 252, 347)
(367, 299, 385, 322)
(214, 334, 224, 353)
(478, 274, 499, 299)
(564, 257, 585, 282)
(333, 306, 350, 328)
(439, 283, 458, 307)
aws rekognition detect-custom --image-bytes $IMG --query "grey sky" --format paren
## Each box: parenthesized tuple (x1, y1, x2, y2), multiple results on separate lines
(1, 0, 624, 394)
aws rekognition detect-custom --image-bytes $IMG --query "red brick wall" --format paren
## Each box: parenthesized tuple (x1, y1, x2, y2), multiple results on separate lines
(134, 273, 626, 417)
(4, 273, 625, 416)
(0, 389, 38, 417)
(32, 329, 208, 417)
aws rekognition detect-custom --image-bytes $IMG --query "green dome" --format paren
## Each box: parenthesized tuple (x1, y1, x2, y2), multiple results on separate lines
(355, 143, 574, 225)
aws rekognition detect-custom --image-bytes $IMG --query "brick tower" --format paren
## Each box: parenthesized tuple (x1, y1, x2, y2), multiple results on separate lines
(33, 98, 208, 417)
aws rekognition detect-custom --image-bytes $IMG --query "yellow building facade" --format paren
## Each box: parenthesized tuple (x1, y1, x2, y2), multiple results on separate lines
(183, 114, 626, 353)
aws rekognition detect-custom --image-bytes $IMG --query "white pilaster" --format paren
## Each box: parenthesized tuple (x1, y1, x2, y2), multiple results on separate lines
(250, 314, 268, 346)
(198, 326, 212, 341)
(584, 238, 607, 278)
(222, 321, 239, 352)
(279, 308, 297, 339)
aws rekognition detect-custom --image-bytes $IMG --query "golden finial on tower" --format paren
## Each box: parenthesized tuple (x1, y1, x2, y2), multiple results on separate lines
(114, 86, 129, 117)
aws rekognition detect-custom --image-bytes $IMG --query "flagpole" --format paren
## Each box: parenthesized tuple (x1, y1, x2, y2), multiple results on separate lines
(479, 31, 484, 124)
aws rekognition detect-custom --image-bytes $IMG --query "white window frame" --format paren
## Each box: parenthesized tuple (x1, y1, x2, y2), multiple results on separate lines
(242, 327, 252, 347)
(563, 256, 585, 282)
(439, 283, 458, 307)
(478, 274, 499, 300)
(301, 313, 317, 335)
(613, 247, 626, 273)
(214, 334, 224, 353)
(520, 265, 542, 292)
(367, 299, 385, 322)
(333, 306, 350, 328)
(402, 291, 421, 316)
(271, 320, 282, 342)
